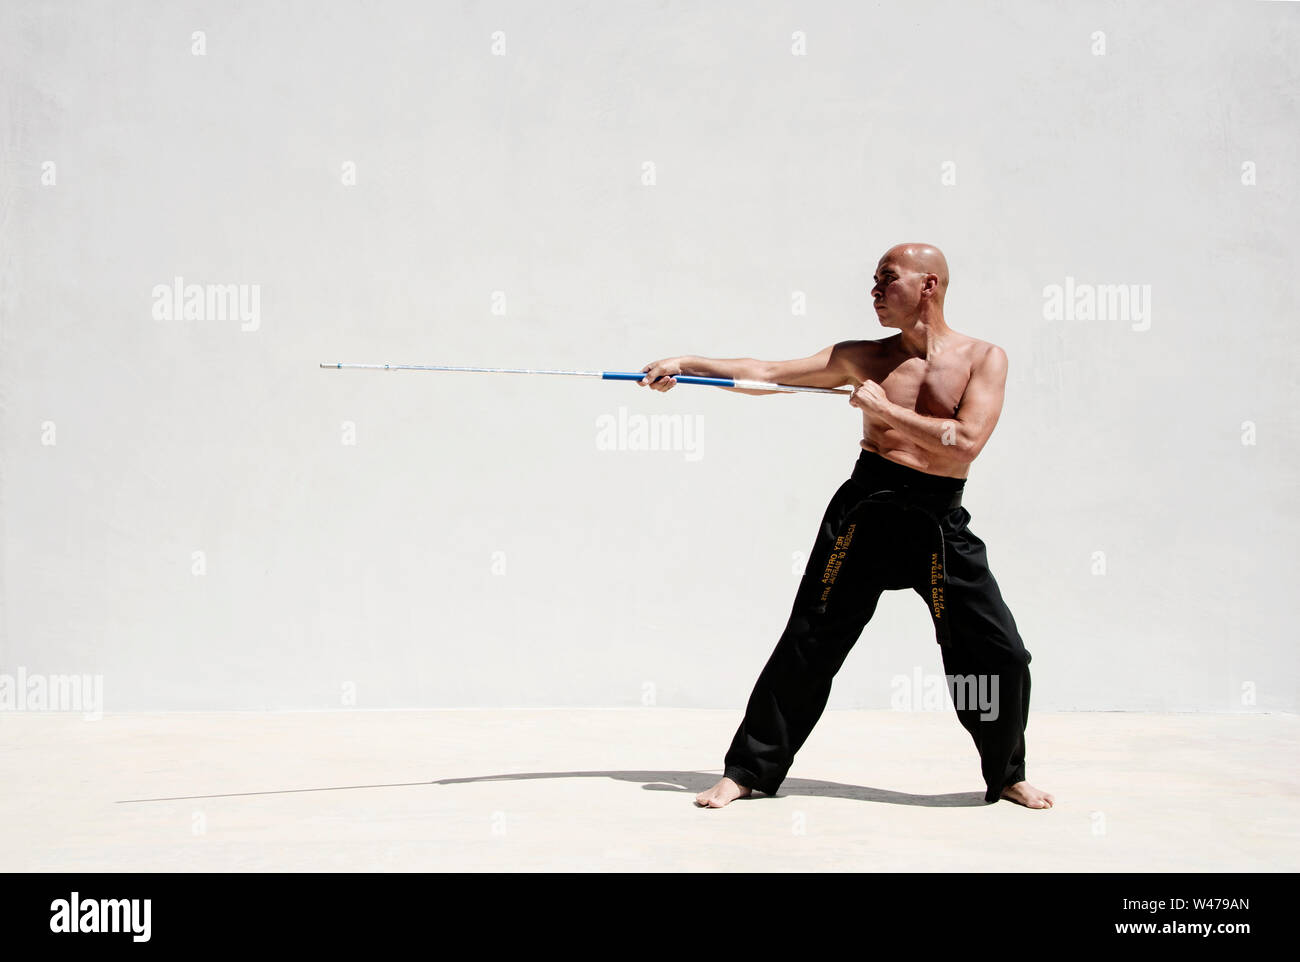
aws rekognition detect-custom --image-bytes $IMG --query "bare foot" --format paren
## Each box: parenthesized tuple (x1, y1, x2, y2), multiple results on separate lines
(1000, 781, 1054, 809)
(695, 776, 752, 808)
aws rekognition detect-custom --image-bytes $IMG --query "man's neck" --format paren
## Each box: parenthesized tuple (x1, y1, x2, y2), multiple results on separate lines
(896, 311, 951, 358)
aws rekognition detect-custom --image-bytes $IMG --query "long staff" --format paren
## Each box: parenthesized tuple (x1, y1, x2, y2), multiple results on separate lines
(319, 362, 853, 395)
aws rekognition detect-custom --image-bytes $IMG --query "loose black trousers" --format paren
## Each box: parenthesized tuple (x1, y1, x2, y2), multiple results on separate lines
(722, 449, 1032, 803)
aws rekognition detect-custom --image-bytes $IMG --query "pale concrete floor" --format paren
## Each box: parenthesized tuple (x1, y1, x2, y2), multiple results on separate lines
(1, 709, 1296, 872)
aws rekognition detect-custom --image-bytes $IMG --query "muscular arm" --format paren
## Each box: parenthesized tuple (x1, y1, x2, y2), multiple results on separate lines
(860, 346, 1008, 463)
(673, 355, 774, 396)
(642, 342, 858, 396)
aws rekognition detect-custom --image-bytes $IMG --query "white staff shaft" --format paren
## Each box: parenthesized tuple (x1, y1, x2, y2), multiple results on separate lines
(319, 362, 854, 396)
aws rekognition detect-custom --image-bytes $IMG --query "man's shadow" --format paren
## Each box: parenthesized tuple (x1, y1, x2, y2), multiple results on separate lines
(117, 770, 985, 806)
(434, 770, 986, 807)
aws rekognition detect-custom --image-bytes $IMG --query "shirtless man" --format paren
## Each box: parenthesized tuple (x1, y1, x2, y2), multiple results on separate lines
(639, 242, 1054, 810)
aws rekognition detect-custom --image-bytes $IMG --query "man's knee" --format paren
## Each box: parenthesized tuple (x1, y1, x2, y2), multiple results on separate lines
(942, 627, 1028, 658)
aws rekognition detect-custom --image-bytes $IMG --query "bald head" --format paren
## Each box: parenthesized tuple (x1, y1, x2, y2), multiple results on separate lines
(883, 243, 949, 300)
(871, 243, 951, 327)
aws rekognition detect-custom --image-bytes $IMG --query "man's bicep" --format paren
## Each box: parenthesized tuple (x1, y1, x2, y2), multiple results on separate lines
(956, 347, 1008, 457)
(766, 341, 857, 388)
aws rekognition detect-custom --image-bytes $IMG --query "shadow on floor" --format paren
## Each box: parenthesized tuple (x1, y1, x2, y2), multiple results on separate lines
(434, 771, 986, 807)
(118, 770, 986, 807)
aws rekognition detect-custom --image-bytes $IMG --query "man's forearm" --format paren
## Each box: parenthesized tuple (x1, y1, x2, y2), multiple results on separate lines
(678, 355, 780, 396)
(875, 403, 968, 460)
(678, 355, 765, 379)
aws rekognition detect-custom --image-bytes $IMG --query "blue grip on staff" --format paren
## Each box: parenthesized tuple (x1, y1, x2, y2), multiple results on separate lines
(600, 371, 735, 387)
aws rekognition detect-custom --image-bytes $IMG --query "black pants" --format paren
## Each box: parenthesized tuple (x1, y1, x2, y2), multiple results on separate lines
(722, 449, 1032, 803)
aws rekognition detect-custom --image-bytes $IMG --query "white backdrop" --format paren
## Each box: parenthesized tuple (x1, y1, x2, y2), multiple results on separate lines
(2, 0, 1296, 712)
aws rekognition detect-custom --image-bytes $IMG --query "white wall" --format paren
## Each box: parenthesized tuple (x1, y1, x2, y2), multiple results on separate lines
(2, 0, 1296, 711)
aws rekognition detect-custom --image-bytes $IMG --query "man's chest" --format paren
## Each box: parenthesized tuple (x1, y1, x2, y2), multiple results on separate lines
(872, 356, 971, 418)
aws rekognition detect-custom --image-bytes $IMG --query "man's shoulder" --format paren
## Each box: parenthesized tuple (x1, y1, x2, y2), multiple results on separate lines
(954, 334, 1006, 366)
(834, 337, 890, 356)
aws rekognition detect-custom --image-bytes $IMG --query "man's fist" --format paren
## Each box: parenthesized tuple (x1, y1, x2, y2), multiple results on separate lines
(640, 358, 684, 392)
(850, 379, 891, 414)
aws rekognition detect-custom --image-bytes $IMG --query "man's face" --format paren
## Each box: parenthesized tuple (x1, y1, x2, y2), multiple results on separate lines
(871, 259, 924, 327)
